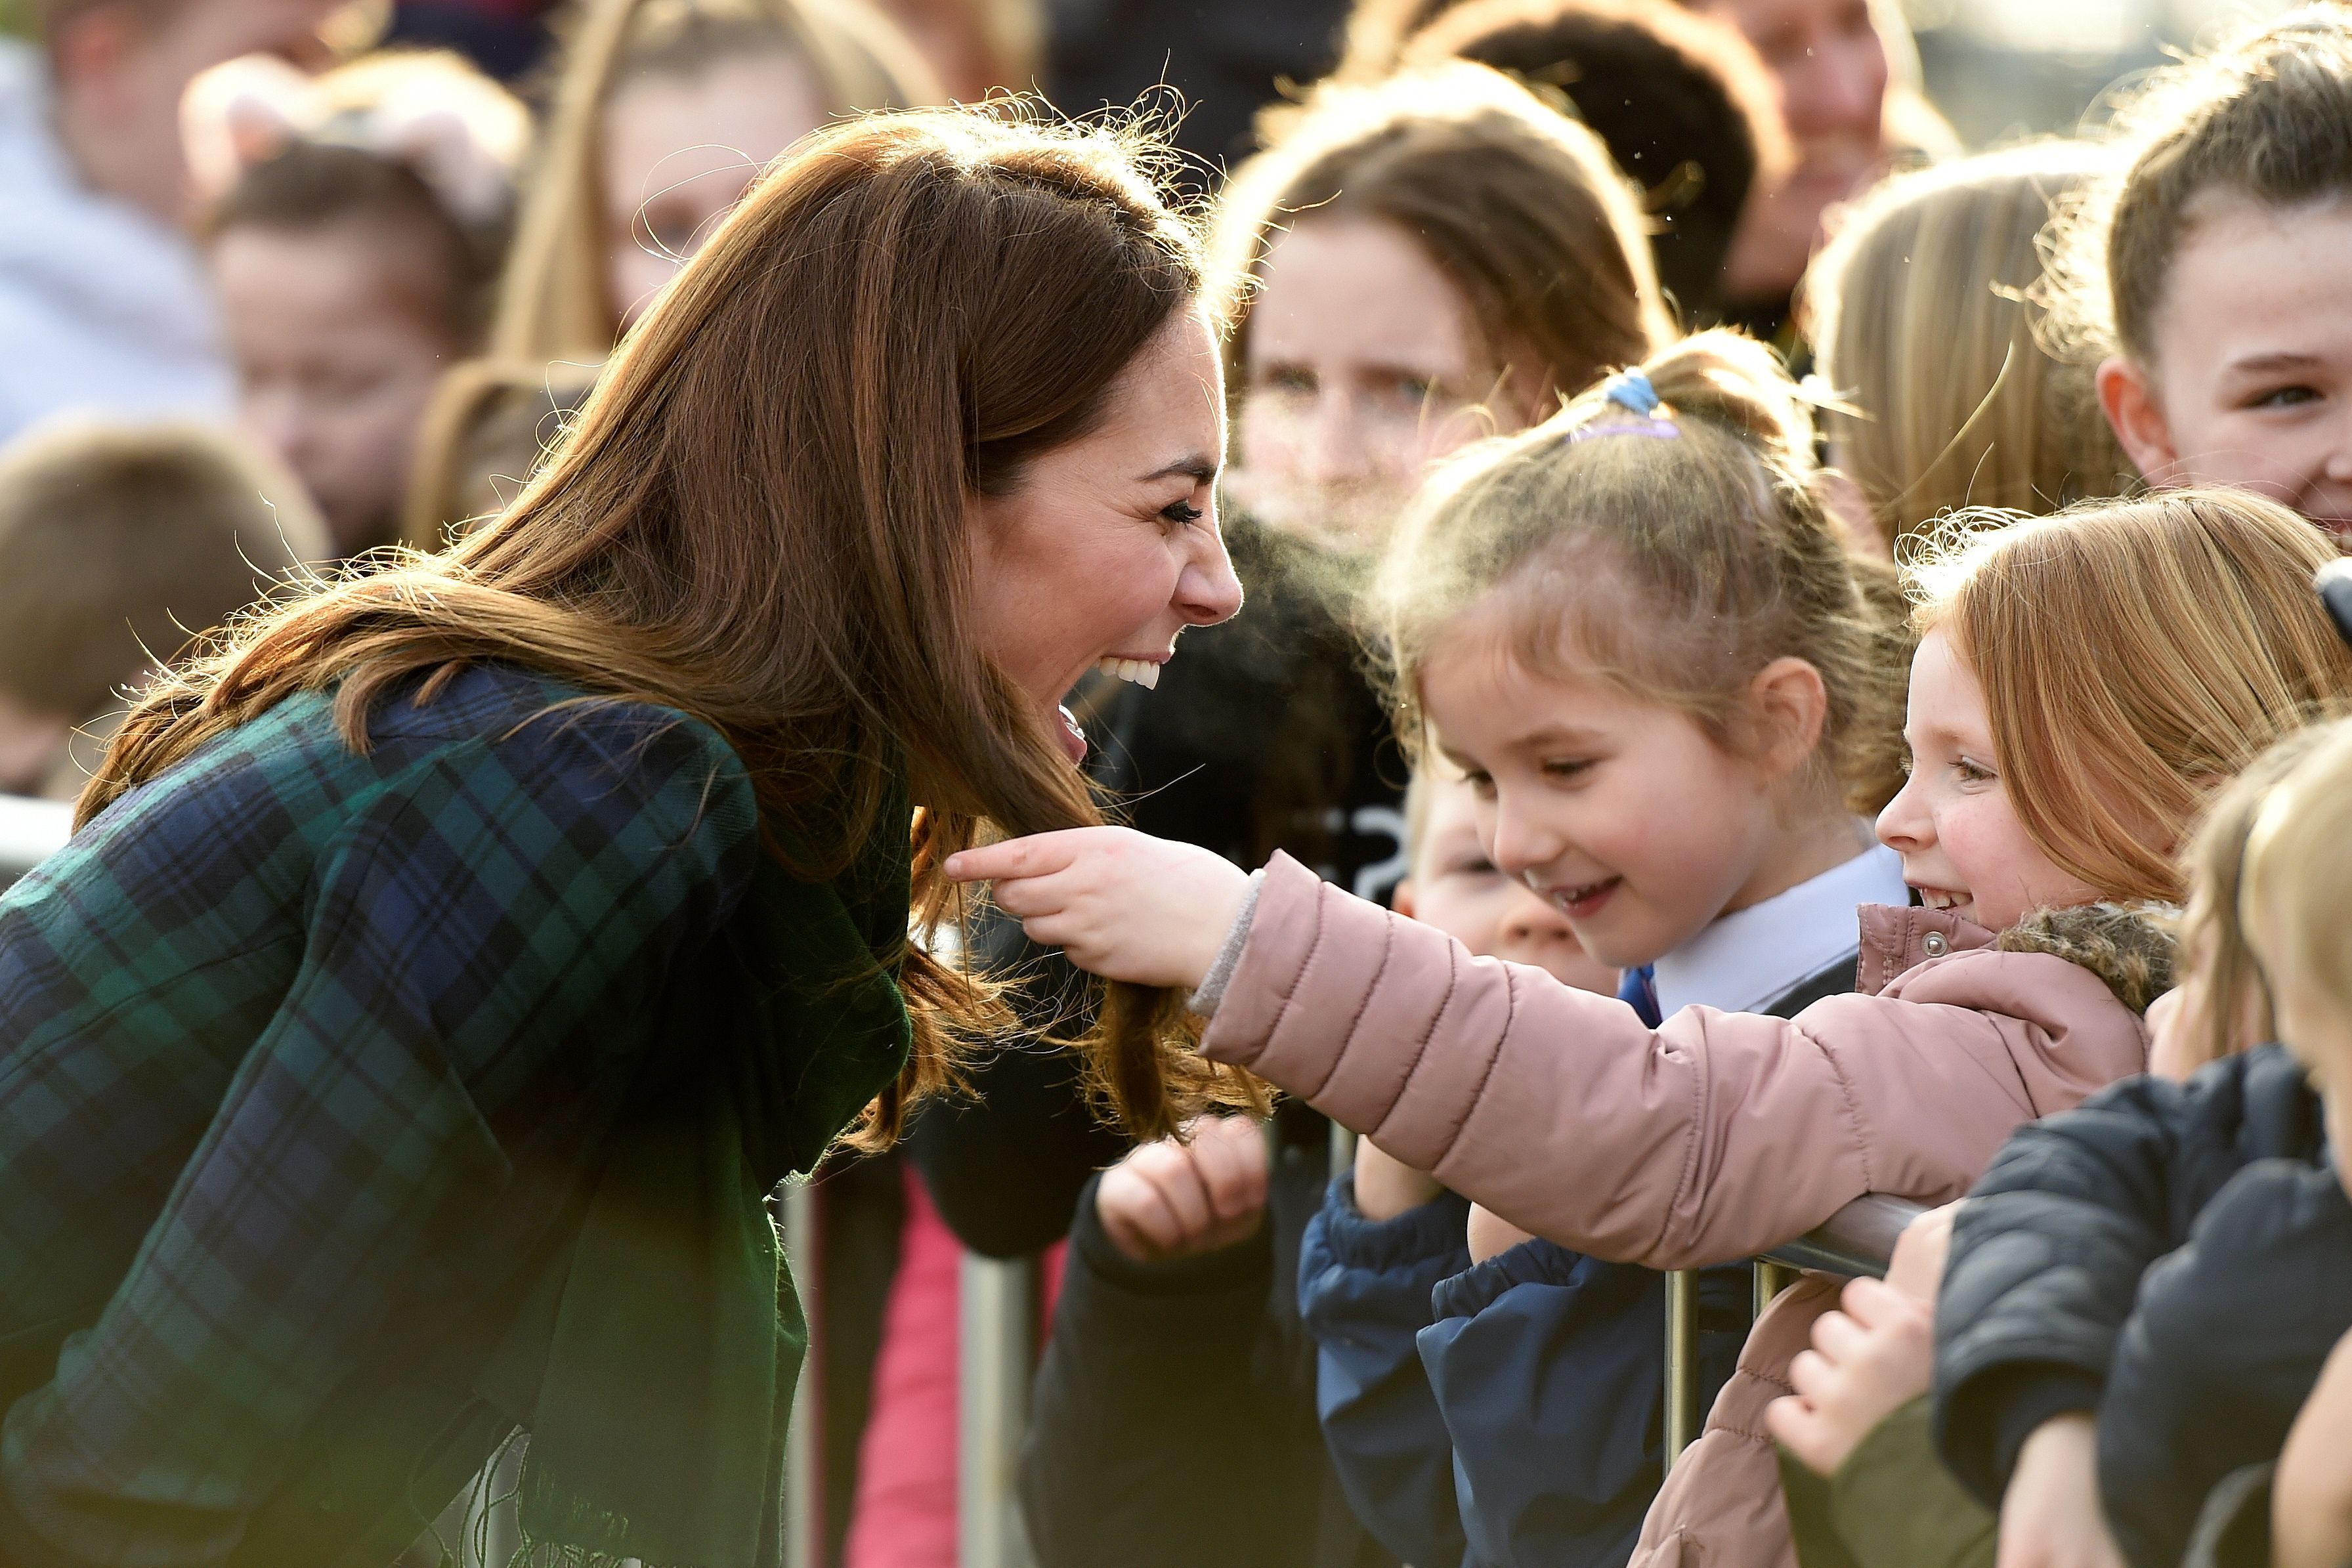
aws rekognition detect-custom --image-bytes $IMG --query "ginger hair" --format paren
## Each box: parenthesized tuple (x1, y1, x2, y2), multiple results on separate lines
(1908, 489, 2352, 908)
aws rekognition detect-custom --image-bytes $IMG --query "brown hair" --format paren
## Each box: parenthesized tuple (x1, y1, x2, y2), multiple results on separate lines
(89, 108, 1238, 1144)
(1209, 64, 1669, 412)
(203, 140, 502, 347)
(1808, 142, 2133, 547)
(1398, 0, 1788, 322)
(492, 0, 940, 363)
(1376, 328, 1906, 815)
(1909, 489, 2352, 907)
(0, 421, 324, 722)
(2045, 5, 2352, 368)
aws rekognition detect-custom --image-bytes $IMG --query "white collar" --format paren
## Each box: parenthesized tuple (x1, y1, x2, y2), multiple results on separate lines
(1652, 840, 1908, 1017)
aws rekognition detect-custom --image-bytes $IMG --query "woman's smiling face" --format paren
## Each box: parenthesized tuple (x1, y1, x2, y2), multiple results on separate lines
(966, 305, 1245, 762)
(1873, 626, 2100, 930)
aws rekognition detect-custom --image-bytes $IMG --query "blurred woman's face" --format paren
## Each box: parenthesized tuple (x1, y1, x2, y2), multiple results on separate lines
(1233, 215, 1531, 546)
(214, 221, 451, 557)
(1698, 0, 1889, 303)
(601, 50, 825, 329)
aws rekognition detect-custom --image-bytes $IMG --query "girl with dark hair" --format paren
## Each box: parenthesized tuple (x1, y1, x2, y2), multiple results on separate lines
(0, 106, 1239, 1568)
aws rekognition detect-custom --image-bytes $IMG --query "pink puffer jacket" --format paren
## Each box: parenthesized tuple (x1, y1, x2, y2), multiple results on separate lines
(1199, 853, 2152, 1568)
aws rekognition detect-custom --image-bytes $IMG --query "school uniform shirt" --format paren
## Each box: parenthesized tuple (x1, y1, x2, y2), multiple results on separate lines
(0, 41, 232, 446)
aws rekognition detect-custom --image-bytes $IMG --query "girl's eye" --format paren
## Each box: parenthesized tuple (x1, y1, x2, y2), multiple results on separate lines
(1464, 769, 1497, 796)
(1161, 500, 1204, 526)
(2252, 385, 2322, 410)
(1953, 757, 1997, 786)
(1541, 757, 1594, 782)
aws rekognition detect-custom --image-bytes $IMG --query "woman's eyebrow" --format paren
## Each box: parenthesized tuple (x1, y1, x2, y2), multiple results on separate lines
(1138, 456, 1218, 484)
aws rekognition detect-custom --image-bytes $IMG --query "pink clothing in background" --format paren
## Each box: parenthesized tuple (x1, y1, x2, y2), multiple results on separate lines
(844, 1163, 1065, 1568)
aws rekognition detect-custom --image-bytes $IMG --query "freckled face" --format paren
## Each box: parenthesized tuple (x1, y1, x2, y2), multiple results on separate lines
(1873, 627, 2099, 930)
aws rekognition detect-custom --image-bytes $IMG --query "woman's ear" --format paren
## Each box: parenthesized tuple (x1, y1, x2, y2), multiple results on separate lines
(1748, 656, 1831, 782)
(2097, 355, 2178, 484)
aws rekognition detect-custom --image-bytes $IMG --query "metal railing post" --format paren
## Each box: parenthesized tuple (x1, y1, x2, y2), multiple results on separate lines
(782, 1177, 823, 1568)
(1752, 1260, 1797, 1317)
(1662, 1269, 1701, 1475)
(958, 1253, 1039, 1568)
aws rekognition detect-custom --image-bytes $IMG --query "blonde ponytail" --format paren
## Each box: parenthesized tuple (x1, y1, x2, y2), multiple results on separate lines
(1377, 328, 1908, 813)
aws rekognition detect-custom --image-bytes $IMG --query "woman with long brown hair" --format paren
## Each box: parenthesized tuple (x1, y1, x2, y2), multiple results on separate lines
(0, 108, 1239, 1568)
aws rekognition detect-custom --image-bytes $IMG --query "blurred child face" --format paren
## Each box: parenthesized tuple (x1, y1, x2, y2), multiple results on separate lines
(214, 221, 454, 557)
(1421, 599, 1795, 970)
(1399, 768, 1616, 992)
(1233, 215, 1529, 546)
(601, 51, 826, 329)
(2099, 196, 2352, 538)
(1698, 0, 1887, 301)
(1875, 626, 2101, 931)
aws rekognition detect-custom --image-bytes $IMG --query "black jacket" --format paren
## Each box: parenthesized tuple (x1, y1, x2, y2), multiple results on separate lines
(1019, 1101, 1396, 1568)
(1934, 1045, 2352, 1568)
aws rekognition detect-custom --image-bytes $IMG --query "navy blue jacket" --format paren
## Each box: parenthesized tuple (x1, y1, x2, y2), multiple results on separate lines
(1936, 1045, 2352, 1568)
(1300, 1177, 1745, 1568)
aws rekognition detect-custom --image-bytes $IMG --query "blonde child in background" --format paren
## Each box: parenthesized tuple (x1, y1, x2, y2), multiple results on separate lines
(493, 0, 935, 366)
(1805, 141, 2133, 554)
(2046, 5, 2352, 538)
(952, 392, 2352, 1567)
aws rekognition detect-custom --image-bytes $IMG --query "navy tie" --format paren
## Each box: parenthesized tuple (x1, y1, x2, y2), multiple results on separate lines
(1616, 963, 1662, 1028)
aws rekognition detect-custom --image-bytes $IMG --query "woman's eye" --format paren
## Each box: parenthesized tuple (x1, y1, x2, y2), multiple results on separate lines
(1160, 499, 1204, 526)
(1256, 366, 1315, 396)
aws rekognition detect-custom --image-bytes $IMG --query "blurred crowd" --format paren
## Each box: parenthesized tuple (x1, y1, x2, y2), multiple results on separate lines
(5, 0, 2352, 1566)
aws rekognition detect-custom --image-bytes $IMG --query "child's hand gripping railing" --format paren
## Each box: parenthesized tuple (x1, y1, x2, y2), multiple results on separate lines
(1662, 1195, 1930, 1473)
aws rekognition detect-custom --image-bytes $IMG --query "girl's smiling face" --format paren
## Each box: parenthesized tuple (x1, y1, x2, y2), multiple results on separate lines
(1419, 598, 1795, 970)
(1875, 626, 2101, 930)
(2099, 194, 2352, 538)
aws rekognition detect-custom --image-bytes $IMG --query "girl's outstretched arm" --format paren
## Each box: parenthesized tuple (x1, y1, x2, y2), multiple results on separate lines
(944, 826, 1247, 989)
(954, 833, 2145, 1269)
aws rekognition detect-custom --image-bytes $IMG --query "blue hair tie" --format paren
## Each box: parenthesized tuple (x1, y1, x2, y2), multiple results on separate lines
(1600, 367, 1662, 418)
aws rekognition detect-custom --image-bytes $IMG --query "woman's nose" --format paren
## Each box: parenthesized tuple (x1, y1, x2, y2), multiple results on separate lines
(1176, 522, 1245, 626)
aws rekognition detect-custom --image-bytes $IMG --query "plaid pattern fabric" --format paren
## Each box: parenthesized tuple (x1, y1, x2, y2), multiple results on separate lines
(0, 665, 761, 1567)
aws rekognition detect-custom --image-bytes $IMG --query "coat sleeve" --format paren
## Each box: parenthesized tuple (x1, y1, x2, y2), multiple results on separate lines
(2095, 1160, 2352, 1568)
(1296, 1174, 1474, 1568)
(1417, 1240, 1673, 1568)
(1932, 1048, 2310, 1507)
(1019, 1174, 1314, 1568)
(0, 711, 756, 1568)
(1203, 854, 2144, 1270)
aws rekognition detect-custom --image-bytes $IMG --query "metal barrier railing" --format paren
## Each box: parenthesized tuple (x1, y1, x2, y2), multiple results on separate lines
(1661, 1194, 1929, 1473)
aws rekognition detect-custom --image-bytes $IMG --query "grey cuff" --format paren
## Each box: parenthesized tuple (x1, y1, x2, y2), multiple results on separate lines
(1185, 869, 1264, 1017)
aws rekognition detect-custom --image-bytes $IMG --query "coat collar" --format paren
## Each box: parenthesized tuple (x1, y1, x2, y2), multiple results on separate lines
(1853, 902, 1998, 994)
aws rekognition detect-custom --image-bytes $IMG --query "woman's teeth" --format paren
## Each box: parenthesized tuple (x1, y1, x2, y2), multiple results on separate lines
(1096, 657, 1160, 690)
